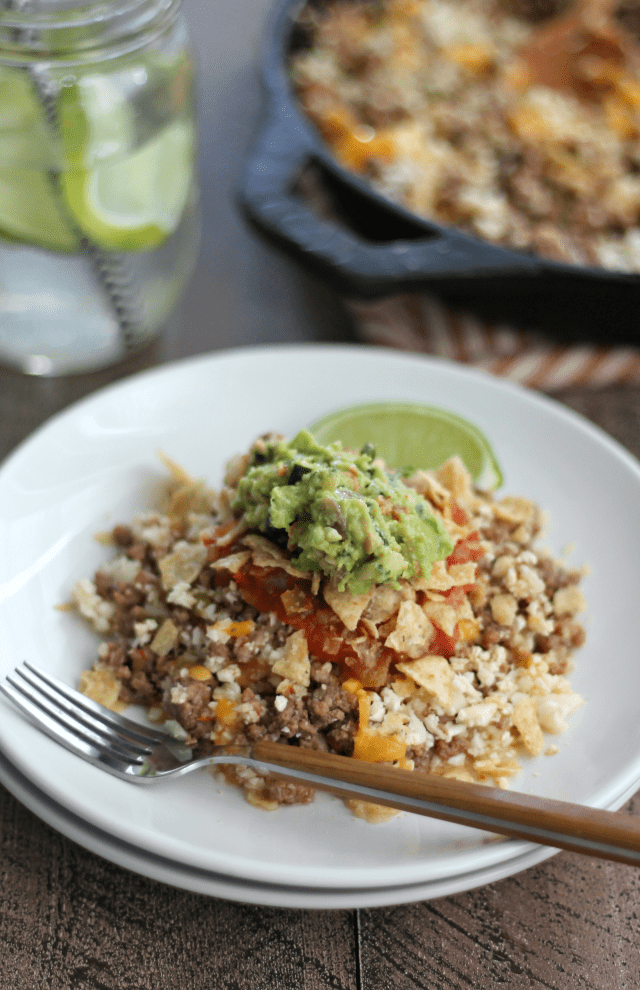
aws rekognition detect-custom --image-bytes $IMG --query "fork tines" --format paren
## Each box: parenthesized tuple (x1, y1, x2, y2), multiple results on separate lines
(0, 662, 166, 768)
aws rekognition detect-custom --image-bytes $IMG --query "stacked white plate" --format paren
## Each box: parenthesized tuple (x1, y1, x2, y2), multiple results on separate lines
(1, 346, 640, 909)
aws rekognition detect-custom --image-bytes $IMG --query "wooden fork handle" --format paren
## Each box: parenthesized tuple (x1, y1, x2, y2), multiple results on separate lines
(251, 740, 640, 867)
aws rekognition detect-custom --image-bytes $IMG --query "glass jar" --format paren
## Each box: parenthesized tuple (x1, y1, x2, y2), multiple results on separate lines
(0, 0, 200, 375)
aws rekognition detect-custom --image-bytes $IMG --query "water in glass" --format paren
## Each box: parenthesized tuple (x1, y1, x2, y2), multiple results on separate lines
(0, 0, 201, 374)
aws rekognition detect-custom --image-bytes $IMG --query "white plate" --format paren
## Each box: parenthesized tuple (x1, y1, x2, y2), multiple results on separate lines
(0, 743, 563, 908)
(1, 344, 640, 893)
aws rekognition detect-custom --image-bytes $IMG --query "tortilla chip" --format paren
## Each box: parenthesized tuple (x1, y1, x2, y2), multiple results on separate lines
(241, 534, 311, 578)
(159, 542, 207, 590)
(385, 601, 434, 658)
(396, 655, 454, 709)
(272, 630, 311, 687)
(150, 618, 179, 656)
(78, 669, 126, 713)
(324, 582, 373, 631)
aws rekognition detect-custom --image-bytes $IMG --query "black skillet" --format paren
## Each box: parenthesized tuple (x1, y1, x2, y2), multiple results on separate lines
(238, 0, 640, 340)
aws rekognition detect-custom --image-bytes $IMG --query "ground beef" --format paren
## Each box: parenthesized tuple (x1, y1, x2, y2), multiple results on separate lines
(406, 746, 435, 773)
(256, 775, 316, 806)
(616, 0, 640, 42)
(434, 736, 470, 762)
(166, 682, 213, 732)
(500, 0, 572, 21)
(536, 557, 582, 595)
(250, 684, 359, 754)
(112, 525, 134, 547)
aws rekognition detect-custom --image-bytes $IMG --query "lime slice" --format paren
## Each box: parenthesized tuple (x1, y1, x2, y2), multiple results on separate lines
(58, 76, 134, 170)
(0, 168, 78, 251)
(59, 77, 195, 252)
(0, 67, 58, 169)
(309, 402, 503, 488)
(0, 68, 76, 251)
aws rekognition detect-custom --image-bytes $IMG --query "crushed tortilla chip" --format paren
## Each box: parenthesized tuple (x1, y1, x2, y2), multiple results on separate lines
(166, 479, 216, 522)
(273, 630, 311, 687)
(210, 549, 252, 574)
(78, 669, 126, 712)
(345, 799, 402, 823)
(440, 766, 475, 783)
(422, 600, 458, 637)
(397, 655, 454, 709)
(241, 533, 311, 578)
(246, 788, 280, 812)
(512, 696, 545, 756)
(494, 496, 536, 525)
(474, 757, 521, 782)
(323, 581, 373, 631)
(150, 618, 179, 656)
(159, 542, 207, 590)
(435, 456, 474, 503)
(385, 600, 434, 657)
(363, 585, 409, 624)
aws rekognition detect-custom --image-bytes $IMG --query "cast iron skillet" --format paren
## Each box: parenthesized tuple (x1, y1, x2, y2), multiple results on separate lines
(238, 0, 640, 336)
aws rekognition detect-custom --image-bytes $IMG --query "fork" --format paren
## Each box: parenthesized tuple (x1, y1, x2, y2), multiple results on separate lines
(2, 662, 640, 867)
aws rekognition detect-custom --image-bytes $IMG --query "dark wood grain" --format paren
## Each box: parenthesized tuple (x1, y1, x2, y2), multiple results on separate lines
(359, 846, 640, 990)
(2, 783, 639, 989)
(0, 782, 358, 990)
(358, 791, 640, 990)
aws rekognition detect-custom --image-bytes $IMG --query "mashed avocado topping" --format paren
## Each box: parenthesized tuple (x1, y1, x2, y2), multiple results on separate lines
(232, 430, 453, 595)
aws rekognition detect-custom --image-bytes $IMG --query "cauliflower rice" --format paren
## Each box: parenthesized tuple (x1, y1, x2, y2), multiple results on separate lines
(73, 439, 587, 821)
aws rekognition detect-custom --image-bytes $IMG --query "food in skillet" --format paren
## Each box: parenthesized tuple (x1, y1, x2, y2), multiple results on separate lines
(72, 431, 586, 820)
(290, 0, 640, 272)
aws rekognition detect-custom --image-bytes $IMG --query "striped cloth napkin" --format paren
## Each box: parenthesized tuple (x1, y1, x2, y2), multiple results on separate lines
(348, 293, 640, 390)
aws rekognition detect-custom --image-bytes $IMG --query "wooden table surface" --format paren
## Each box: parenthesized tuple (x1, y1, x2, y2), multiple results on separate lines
(2, 0, 640, 985)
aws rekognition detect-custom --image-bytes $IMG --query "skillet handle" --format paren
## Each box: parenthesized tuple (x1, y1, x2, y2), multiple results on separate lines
(238, 110, 541, 297)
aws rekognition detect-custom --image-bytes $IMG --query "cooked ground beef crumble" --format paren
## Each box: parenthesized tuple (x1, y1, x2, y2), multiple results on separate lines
(73, 441, 587, 821)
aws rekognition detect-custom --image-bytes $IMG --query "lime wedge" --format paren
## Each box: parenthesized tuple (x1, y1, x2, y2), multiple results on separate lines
(0, 67, 58, 168)
(309, 402, 503, 488)
(0, 68, 77, 251)
(59, 77, 195, 252)
(0, 168, 78, 251)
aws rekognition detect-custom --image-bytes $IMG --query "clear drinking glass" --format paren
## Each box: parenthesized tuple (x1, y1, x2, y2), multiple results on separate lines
(0, 0, 200, 375)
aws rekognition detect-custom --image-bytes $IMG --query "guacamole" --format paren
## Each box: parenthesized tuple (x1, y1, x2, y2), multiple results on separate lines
(232, 431, 453, 595)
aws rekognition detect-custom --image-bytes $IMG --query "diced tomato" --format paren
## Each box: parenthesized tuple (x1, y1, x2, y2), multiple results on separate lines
(430, 624, 459, 658)
(442, 586, 466, 608)
(451, 500, 468, 525)
(447, 530, 484, 566)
